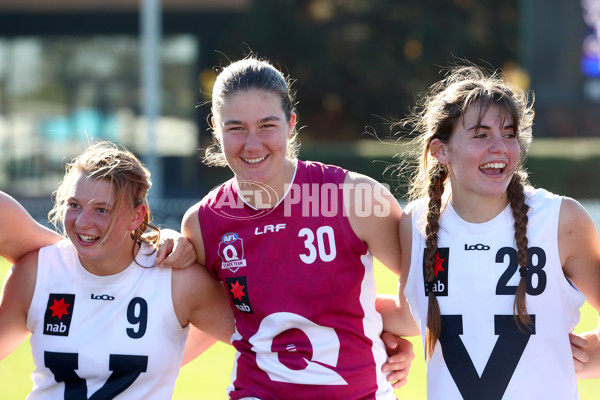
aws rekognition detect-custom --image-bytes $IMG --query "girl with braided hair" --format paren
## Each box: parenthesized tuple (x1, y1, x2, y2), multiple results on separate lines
(395, 64, 600, 399)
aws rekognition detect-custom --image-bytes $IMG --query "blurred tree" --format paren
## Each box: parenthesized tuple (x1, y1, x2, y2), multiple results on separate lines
(203, 0, 520, 142)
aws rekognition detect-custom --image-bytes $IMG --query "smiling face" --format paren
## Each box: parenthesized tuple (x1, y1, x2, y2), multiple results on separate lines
(431, 102, 521, 212)
(63, 172, 145, 275)
(213, 89, 297, 194)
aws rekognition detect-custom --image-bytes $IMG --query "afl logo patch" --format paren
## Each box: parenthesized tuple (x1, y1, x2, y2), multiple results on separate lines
(43, 293, 75, 336)
(222, 232, 239, 244)
(218, 232, 247, 273)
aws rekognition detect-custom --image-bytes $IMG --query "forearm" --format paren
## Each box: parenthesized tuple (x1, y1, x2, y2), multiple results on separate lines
(376, 294, 420, 337)
(0, 192, 62, 263)
(1, 225, 61, 264)
(0, 326, 30, 361)
(181, 325, 218, 366)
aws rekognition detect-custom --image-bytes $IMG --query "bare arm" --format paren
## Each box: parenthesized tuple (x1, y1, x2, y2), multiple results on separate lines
(344, 173, 419, 338)
(0, 250, 38, 360)
(373, 207, 422, 387)
(376, 205, 421, 338)
(344, 172, 403, 275)
(181, 325, 218, 366)
(0, 191, 61, 263)
(343, 173, 419, 388)
(176, 202, 234, 364)
(172, 264, 235, 364)
(181, 203, 207, 266)
(559, 197, 600, 378)
(397, 206, 420, 333)
(376, 293, 420, 337)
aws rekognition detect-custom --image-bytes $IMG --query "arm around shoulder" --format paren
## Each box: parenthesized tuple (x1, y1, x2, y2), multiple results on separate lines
(0, 192, 61, 263)
(152, 228, 196, 269)
(382, 207, 420, 337)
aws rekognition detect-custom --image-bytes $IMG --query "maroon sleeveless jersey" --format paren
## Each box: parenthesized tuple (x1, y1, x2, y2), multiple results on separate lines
(198, 160, 396, 400)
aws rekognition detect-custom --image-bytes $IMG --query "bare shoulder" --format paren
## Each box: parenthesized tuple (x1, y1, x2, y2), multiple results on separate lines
(181, 201, 201, 234)
(0, 191, 23, 209)
(558, 196, 598, 258)
(343, 171, 402, 217)
(558, 197, 600, 309)
(181, 201, 206, 264)
(344, 171, 393, 193)
(345, 170, 377, 184)
(344, 171, 403, 274)
(559, 196, 592, 223)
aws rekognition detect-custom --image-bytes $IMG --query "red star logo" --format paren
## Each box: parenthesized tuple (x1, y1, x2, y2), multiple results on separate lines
(230, 281, 246, 301)
(48, 298, 71, 320)
(434, 253, 445, 278)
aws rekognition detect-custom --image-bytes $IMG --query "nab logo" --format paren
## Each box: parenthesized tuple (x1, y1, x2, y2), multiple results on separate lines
(44, 293, 76, 336)
(423, 248, 449, 296)
(225, 277, 253, 314)
(218, 232, 247, 273)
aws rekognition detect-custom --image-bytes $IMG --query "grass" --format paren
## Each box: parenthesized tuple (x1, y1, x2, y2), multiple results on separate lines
(1, 258, 598, 399)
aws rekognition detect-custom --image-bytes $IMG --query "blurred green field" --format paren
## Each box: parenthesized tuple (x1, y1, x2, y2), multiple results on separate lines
(1, 257, 598, 399)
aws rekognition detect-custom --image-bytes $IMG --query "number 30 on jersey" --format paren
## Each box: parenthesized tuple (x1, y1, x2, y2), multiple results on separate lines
(298, 226, 337, 264)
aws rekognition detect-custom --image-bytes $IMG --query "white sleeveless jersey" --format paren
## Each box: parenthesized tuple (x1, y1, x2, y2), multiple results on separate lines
(404, 187, 585, 400)
(26, 239, 188, 400)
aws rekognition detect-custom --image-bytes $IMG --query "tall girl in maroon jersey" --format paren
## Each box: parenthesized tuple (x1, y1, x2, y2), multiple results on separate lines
(182, 57, 418, 399)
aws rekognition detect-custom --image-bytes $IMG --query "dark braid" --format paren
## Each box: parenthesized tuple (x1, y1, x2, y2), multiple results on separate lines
(424, 167, 447, 360)
(507, 172, 531, 328)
